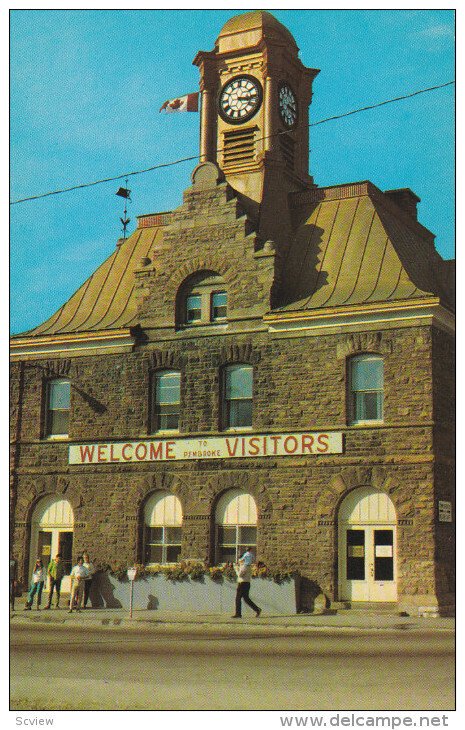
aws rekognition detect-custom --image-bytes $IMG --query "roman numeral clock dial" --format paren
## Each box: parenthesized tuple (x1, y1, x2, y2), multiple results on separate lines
(278, 82, 298, 128)
(219, 75, 263, 124)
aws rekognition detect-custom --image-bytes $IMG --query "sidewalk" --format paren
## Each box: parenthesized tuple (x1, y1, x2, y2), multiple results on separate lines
(10, 595, 455, 633)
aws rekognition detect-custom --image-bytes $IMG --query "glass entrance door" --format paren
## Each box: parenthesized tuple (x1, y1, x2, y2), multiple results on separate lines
(339, 525, 396, 601)
(58, 532, 73, 576)
(37, 531, 52, 572)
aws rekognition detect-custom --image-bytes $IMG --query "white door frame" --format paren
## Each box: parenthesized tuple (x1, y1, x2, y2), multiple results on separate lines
(30, 497, 74, 593)
(338, 488, 397, 602)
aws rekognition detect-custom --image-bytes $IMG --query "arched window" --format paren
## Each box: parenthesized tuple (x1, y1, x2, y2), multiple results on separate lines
(348, 355, 384, 424)
(177, 271, 227, 327)
(45, 378, 71, 437)
(215, 489, 257, 563)
(143, 492, 183, 564)
(222, 364, 253, 429)
(151, 370, 181, 432)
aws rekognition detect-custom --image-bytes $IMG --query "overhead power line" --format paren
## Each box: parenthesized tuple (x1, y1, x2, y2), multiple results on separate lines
(10, 81, 454, 206)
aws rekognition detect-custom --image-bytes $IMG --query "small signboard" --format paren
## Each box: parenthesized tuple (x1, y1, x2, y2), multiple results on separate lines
(127, 567, 137, 581)
(348, 546, 364, 558)
(375, 545, 393, 558)
(438, 500, 452, 523)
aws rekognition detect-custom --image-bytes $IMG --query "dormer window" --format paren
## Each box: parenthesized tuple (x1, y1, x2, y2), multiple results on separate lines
(211, 291, 227, 321)
(177, 271, 228, 328)
(186, 294, 202, 323)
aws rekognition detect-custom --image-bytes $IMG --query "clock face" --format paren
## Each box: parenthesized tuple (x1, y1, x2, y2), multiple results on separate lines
(219, 75, 263, 124)
(278, 82, 298, 128)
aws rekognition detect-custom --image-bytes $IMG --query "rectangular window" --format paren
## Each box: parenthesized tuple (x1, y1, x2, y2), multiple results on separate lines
(217, 525, 257, 563)
(144, 526, 182, 564)
(223, 364, 253, 429)
(374, 529, 394, 581)
(186, 294, 202, 323)
(152, 371, 180, 432)
(350, 356, 384, 424)
(211, 291, 227, 320)
(46, 379, 71, 437)
(346, 529, 365, 580)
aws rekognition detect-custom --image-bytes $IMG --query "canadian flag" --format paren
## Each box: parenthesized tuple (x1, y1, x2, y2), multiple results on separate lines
(159, 92, 199, 113)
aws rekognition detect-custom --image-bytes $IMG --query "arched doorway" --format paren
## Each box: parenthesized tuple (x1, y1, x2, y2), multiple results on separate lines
(338, 487, 397, 602)
(30, 496, 74, 593)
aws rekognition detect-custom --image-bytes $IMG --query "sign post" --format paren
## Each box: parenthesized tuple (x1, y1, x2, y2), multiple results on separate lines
(127, 567, 137, 617)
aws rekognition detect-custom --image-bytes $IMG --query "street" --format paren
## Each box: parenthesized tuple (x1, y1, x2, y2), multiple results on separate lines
(10, 623, 455, 711)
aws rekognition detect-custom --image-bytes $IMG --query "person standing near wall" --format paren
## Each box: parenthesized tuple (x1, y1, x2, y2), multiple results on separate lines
(82, 552, 95, 609)
(24, 559, 45, 611)
(10, 556, 17, 611)
(44, 553, 65, 609)
(68, 557, 89, 613)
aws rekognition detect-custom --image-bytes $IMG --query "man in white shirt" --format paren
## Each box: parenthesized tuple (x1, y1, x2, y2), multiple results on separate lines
(231, 546, 261, 618)
(68, 557, 90, 613)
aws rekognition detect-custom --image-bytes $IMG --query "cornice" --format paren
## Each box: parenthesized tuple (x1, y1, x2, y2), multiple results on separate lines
(264, 299, 455, 336)
(10, 328, 135, 360)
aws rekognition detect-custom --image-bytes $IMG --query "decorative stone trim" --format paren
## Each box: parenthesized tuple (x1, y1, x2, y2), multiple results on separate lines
(41, 359, 72, 378)
(398, 518, 414, 526)
(167, 256, 232, 297)
(73, 522, 87, 529)
(14, 521, 26, 528)
(125, 515, 138, 522)
(147, 350, 186, 370)
(318, 519, 335, 526)
(215, 342, 262, 366)
(183, 514, 210, 521)
(336, 332, 393, 359)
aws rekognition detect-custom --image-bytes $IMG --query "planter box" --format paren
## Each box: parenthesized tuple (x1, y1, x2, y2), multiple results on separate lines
(90, 572, 300, 615)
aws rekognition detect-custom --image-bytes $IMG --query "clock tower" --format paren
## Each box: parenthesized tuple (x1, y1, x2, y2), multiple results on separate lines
(193, 11, 319, 242)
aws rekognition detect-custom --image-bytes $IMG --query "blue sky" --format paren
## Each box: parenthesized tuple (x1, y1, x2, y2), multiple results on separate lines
(10, 8, 455, 334)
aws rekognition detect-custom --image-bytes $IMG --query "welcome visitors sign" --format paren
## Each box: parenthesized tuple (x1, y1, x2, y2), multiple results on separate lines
(69, 432, 343, 464)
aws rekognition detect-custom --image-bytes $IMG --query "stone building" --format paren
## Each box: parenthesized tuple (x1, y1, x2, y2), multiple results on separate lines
(10, 11, 454, 613)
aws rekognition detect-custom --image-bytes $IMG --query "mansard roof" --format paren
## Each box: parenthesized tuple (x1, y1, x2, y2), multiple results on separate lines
(277, 181, 453, 312)
(12, 180, 453, 341)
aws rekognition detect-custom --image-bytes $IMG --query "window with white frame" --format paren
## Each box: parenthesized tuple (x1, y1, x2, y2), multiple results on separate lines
(177, 271, 227, 327)
(215, 489, 257, 563)
(46, 378, 71, 437)
(349, 355, 384, 424)
(151, 370, 181, 432)
(144, 492, 182, 564)
(222, 364, 253, 429)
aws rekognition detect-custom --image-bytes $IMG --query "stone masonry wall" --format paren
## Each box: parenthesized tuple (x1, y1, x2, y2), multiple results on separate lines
(11, 322, 444, 606)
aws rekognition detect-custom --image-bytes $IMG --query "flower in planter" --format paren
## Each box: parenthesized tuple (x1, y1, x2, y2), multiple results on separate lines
(208, 566, 224, 582)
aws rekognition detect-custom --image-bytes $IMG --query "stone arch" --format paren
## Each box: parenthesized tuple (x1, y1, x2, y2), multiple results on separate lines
(147, 350, 186, 371)
(216, 342, 262, 366)
(207, 471, 271, 523)
(336, 332, 393, 360)
(316, 467, 401, 524)
(167, 256, 233, 302)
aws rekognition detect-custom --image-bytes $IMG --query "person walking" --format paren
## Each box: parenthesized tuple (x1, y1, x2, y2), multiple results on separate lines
(231, 547, 261, 619)
(68, 556, 89, 613)
(44, 553, 65, 609)
(24, 559, 45, 611)
(82, 552, 95, 609)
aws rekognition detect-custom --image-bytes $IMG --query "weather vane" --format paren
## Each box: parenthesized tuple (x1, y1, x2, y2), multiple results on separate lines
(116, 178, 131, 240)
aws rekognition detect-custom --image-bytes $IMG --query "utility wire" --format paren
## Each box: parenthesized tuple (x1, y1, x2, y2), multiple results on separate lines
(10, 80, 454, 206)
